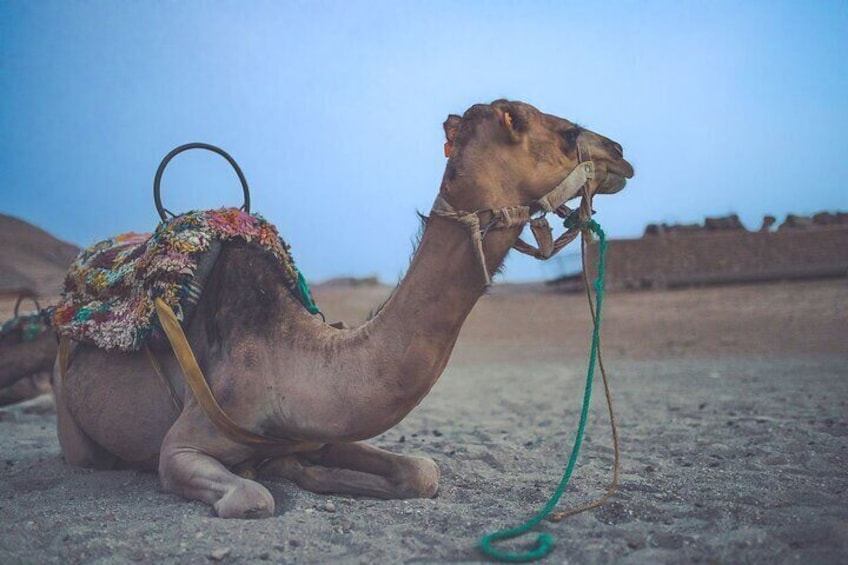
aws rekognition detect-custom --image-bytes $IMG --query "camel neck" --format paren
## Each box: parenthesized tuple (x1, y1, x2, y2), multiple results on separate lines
(355, 210, 520, 423)
(248, 208, 523, 442)
(375, 214, 487, 338)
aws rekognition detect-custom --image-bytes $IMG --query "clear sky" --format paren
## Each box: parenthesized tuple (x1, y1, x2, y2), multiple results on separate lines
(2, 0, 846, 283)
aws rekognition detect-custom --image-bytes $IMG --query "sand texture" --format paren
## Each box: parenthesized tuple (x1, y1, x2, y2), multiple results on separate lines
(1, 279, 846, 563)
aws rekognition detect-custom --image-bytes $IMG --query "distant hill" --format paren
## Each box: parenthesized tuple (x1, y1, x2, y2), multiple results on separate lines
(0, 214, 79, 296)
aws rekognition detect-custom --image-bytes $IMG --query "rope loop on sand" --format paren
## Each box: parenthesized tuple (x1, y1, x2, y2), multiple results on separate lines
(479, 219, 608, 563)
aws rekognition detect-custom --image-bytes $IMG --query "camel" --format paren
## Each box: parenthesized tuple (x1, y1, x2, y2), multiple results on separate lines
(0, 294, 55, 405)
(54, 100, 633, 518)
(0, 335, 54, 405)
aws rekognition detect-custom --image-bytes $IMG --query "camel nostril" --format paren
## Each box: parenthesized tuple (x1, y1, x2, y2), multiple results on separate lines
(612, 142, 623, 156)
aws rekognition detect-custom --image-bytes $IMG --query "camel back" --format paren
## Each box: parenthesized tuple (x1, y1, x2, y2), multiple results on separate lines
(51, 208, 318, 352)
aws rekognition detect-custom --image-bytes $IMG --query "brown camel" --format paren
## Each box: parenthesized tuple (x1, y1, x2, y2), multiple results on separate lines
(54, 100, 633, 518)
(0, 335, 54, 405)
(0, 294, 55, 406)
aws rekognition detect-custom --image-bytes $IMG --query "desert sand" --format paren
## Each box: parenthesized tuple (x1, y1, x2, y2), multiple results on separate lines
(0, 278, 846, 563)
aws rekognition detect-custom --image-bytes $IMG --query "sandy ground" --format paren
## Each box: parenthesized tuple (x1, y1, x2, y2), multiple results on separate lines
(0, 279, 846, 564)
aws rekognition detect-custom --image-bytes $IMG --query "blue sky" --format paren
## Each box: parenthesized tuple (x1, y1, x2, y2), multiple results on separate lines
(1, 0, 846, 282)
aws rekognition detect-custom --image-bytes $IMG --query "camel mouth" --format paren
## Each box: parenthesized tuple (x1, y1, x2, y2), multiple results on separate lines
(600, 174, 628, 194)
(596, 158, 633, 195)
(607, 158, 634, 180)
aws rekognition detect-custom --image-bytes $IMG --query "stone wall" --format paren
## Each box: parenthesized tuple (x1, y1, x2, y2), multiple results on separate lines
(583, 226, 848, 290)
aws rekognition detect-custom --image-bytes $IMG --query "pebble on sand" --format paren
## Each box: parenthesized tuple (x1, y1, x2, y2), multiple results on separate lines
(208, 548, 231, 561)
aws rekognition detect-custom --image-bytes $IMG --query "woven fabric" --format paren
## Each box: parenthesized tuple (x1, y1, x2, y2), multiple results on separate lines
(0, 312, 50, 345)
(51, 208, 315, 351)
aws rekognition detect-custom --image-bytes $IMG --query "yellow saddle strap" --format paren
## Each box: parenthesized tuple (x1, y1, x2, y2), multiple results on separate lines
(58, 336, 70, 379)
(154, 297, 316, 449)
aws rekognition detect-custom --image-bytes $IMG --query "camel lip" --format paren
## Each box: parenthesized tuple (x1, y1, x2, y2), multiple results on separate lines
(607, 158, 634, 179)
(611, 176, 628, 193)
(598, 173, 627, 195)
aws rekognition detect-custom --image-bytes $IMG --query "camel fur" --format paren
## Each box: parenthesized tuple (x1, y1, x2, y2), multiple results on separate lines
(0, 296, 55, 406)
(0, 333, 55, 405)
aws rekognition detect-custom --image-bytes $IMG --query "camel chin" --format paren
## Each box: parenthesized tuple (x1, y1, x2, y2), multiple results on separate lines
(602, 174, 628, 194)
(567, 175, 627, 205)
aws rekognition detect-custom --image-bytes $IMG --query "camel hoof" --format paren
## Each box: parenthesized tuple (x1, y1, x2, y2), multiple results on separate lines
(213, 479, 275, 519)
(397, 456, 440, 499)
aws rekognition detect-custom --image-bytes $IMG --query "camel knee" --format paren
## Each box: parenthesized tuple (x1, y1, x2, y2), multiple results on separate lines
(394, 457, 439, 499)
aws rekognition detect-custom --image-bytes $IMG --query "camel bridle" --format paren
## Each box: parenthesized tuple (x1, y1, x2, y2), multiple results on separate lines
(430, 138, 596, 285)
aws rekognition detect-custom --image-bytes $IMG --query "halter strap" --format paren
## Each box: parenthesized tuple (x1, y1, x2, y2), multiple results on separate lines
(430, 159, 595, 285)
(537, 161, 595, 213)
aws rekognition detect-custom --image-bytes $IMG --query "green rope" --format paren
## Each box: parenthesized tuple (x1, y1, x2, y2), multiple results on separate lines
(479, 219, 607, 563)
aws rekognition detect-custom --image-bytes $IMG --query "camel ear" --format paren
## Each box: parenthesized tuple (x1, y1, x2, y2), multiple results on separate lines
(495, 108, 522, 144)
(443, 114, 461, 157)
(443, 114, 462, 141)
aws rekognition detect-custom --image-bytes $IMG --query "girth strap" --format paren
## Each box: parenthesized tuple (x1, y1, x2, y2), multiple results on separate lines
(58, 336, 70, 379)
(154, 297, 320, 450)
(144, 346, 184, 412)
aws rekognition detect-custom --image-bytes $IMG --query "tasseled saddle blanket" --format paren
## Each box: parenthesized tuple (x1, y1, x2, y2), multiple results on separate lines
(51, 208, 318, 352)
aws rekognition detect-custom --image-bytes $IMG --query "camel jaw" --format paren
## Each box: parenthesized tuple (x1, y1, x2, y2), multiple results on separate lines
(599, 173, 628, 194)
(595, 158, 633, 195)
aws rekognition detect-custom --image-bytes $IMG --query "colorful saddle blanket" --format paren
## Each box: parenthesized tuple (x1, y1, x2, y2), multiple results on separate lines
(51, 208, 318, 352)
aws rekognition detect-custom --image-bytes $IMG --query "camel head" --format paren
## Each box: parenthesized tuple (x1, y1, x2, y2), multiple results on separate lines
(440, 99, 634, 212)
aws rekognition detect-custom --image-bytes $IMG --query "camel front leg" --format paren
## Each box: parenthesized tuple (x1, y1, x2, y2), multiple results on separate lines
(159, 413, 274, 519)
(259, 442, 439, 499)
